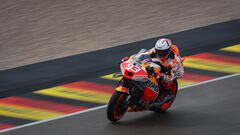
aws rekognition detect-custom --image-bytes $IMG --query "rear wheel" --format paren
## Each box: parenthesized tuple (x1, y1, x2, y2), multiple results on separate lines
(155, 80, 178, 113)
(107, 91, 129, 122)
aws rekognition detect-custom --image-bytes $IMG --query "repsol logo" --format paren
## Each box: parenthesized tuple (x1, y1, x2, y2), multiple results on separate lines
(145, 80, 159, 93)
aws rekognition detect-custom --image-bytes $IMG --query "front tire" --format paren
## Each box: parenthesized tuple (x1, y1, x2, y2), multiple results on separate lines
(107, 91, 129, 122)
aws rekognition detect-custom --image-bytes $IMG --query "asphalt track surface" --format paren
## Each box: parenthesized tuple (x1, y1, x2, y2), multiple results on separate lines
(2, 75, 239, 135)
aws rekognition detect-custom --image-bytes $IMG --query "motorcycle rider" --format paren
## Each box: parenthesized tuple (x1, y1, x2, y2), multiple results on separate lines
(144, 38, 184, 104)
(122, 38, 184, 99)
(123, 38, 184, 83)
(144, 38, 184, 83)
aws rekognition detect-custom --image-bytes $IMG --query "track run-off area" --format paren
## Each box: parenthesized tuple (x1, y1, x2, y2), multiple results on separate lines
(0, 20, 240, 134)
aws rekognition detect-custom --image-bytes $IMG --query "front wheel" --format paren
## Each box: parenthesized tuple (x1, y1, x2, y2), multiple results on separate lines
(107, 91, 129, 122)
(155, 80, 178, 113)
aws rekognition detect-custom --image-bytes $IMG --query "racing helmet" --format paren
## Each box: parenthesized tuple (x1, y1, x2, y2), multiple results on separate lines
(154, 38, 172, 58)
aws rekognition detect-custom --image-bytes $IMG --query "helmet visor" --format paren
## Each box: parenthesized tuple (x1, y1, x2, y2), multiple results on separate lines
(156, 49, 170, 58)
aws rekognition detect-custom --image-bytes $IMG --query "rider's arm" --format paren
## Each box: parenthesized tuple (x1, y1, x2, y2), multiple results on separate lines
(171, 58, 184, 79)
(162, 47, 184, 82)
(161, 58, 184, 82)
(170, 45, 184, 79)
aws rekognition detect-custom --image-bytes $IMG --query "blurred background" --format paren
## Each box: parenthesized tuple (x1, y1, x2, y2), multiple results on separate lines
(1, 0, 240, 70)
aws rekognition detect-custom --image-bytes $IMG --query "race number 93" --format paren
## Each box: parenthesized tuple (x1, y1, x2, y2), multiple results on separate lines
(125, 63, 141, 73)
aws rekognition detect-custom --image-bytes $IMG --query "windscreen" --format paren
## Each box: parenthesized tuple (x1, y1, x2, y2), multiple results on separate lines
(133, 49, 151, 63)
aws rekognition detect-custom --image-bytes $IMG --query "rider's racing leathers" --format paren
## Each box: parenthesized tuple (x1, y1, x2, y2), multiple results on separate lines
(144, 45, 184, 82)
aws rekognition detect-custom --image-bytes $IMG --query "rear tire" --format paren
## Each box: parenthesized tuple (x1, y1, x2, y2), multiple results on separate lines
(107, 91, 129, 122)
(155, 80, 178, 113)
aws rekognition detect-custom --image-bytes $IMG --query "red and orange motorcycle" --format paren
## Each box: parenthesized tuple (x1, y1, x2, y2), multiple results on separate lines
(107, 49, 178, 122)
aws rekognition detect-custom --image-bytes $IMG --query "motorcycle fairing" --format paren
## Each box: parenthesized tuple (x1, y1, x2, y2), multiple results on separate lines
(142, 87, 158, 102)
(120, 61, 148, 80)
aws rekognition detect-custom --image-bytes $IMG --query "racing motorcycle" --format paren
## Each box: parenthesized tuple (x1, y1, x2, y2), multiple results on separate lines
(107, 49, 178, 122)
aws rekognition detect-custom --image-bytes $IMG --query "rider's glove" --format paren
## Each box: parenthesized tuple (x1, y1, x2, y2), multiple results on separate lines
(121, 56, 129, 62)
